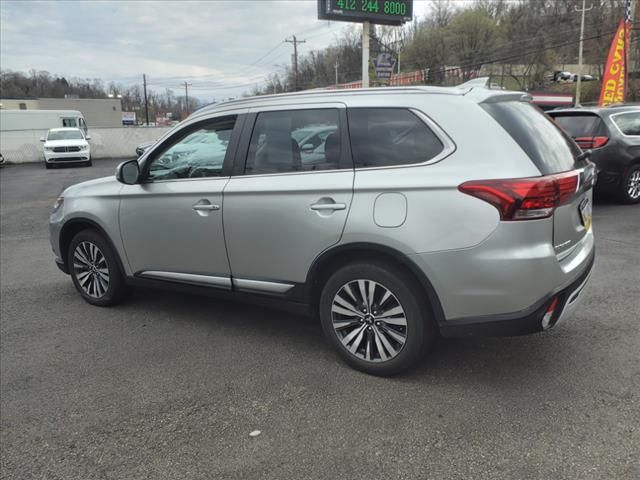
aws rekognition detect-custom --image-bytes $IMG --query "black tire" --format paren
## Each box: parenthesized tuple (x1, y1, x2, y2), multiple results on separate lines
(86, 157, 93, 167)
(67, 229, 127, 306)
(319, 260, 436, 376)
(45, 162, 51, 169)
(617, 164, 640, 204)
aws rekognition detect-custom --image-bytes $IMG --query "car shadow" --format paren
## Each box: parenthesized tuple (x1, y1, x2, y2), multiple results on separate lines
(120, 286, 583, 388)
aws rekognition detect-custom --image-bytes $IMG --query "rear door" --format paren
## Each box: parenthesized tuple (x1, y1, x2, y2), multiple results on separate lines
(482, 101, 595, 258)
(222, 104, 353, 293)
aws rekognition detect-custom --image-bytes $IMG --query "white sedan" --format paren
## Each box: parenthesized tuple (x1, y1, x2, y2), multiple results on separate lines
(41, 128, 92, 169)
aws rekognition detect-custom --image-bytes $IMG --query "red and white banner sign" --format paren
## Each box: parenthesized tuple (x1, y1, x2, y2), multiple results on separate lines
(598, 20, 630, 106)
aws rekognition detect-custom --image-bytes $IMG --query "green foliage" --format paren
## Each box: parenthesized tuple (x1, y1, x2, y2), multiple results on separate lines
(257, 0, 631, 94)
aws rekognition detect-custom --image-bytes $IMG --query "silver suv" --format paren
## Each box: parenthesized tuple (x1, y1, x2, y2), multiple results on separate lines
(50, 87, 595, 376)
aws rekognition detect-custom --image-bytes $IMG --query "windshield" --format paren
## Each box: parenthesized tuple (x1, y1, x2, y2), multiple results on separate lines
(47, 130, 84, 141)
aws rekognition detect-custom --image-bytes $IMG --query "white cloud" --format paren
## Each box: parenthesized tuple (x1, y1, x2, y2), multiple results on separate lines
(1, 0, 434, 99)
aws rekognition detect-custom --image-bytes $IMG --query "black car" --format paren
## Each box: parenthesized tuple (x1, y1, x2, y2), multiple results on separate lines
(548, 105, 640, 204)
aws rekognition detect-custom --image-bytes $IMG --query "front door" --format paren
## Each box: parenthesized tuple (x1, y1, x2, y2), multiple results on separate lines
(119, 114, 241, 288)
(223, 106, 353, 293)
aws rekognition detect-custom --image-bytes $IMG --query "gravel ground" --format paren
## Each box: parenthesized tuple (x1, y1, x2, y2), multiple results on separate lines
(1, 158, 639, 479)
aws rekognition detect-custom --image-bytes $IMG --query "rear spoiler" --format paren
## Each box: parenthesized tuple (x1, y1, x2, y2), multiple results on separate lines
(455, 77, 531, 103)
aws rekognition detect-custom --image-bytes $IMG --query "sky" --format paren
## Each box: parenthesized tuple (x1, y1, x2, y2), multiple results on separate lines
(0, 0, 434, 101)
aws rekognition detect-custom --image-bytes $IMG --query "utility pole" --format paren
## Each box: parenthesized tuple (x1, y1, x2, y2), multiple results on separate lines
(183, 81, 192, 115)
(362, 21, 370, 88)
(143, 74, 149, 126)
(575, 0, 593, 107)
(335, 60, 339, 86)
(285, 35, 306, 91)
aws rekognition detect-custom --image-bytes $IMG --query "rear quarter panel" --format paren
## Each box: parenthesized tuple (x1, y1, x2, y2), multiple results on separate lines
(340, 93, 541, 255)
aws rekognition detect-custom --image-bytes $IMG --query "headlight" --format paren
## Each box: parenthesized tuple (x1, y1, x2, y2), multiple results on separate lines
(79, 145, 88, 151)
(52, 196, 64, 213)
(44, 146, 55, 151)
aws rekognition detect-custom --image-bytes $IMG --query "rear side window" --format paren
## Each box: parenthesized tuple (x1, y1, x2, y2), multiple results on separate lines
(245, 109, 342, 174)
(481, 101, 581, 174)
(611, 112, 640, 136)
(347, 108, 443, 168)
(551, 114, 605, 138)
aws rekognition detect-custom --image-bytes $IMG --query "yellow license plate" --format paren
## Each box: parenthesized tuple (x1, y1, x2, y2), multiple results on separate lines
(579, 198, 592, 230)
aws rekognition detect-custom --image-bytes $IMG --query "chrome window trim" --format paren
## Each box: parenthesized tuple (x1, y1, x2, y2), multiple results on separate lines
(229, 108, 456, 179)
(608, 110, 640, 138)
(233, 278, 294, 294)
(138, 271, 231, 289)
(140, 176, 230, 185)
(352, 107, 457, 172)
(230, 169, 347, 180)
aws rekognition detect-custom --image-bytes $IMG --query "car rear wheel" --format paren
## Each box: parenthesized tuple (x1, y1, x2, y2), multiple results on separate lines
(618, 164, 640, 204)
(319, 261, 436, 376)
(68, 230, 127, 306)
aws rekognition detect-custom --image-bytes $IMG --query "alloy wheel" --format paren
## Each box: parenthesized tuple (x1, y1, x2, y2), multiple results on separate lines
(628, 169, 640, 200)
(73, 241, 110, 298)
(331, 279, 407, 362)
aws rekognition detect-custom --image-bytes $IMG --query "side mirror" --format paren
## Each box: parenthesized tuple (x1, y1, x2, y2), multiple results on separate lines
(116, 159, 140, 185)
(40, 137, 46, 142)
(301, 143, 314, 153)
(85, 135, 92, 141)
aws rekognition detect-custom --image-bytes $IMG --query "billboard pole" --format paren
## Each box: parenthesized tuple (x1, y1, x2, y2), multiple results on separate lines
(362, 21, 370, 88)
(574, 0, 593, 107)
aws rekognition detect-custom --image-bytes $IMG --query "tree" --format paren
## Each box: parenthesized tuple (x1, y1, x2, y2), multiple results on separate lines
(450, 8, 500, 81)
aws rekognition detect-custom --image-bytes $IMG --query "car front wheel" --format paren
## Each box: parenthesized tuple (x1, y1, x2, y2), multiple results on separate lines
(319, 261, 436, 376)
(68, 230, 127, 306)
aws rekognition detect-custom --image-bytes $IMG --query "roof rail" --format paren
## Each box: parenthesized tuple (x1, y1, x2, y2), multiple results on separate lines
(195, 86, 460, 114)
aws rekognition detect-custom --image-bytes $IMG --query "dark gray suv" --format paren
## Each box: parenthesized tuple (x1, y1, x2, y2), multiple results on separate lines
(549, 105, 640, 203)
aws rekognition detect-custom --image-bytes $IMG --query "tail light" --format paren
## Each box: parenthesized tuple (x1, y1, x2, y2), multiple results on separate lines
(574, 136, 609, 149)
(458, 171, 580, 221)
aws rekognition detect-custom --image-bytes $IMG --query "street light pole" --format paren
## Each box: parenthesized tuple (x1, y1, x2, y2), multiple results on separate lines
(575, 0, 593, 107)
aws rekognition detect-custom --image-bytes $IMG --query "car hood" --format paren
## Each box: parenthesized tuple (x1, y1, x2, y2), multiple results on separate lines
(63, 175, 120, 197)
(45, 140, 89, 148)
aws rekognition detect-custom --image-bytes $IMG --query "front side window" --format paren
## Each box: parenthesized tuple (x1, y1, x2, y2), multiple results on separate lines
(146, 117, 235, 181)
(611, 112, 640, 136)
(79, 117, 88, 134)
(347, 108, 444, 168)
(245, 109, 341, 174)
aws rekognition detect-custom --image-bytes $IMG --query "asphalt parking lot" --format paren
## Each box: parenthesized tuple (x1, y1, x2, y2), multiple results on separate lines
(1, 158, 639, 480)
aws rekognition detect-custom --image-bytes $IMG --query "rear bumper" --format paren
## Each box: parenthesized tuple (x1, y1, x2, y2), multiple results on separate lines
(439, 250, 595, 337)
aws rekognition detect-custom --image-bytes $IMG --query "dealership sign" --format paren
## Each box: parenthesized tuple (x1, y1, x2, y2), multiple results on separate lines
(318, 0, 413, 26)
(373, 53, 396, 81)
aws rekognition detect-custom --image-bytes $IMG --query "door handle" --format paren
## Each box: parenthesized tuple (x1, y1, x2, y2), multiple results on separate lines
(193, 204, 220, 211)
(310, 203, 346, 211)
